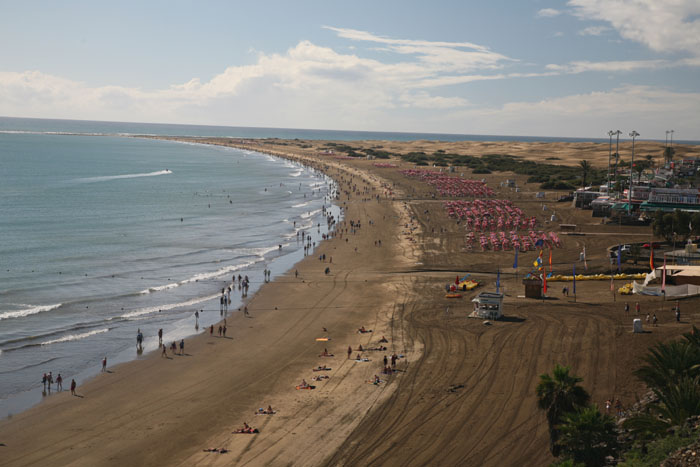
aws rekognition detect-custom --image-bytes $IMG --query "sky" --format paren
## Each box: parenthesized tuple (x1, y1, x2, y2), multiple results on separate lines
(1, 0, 699, 139)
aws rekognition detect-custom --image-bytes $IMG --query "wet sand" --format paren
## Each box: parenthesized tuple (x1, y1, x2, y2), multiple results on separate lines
(1, 138, 698, 466)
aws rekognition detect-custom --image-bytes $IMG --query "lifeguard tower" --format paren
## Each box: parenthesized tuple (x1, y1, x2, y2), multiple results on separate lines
(470, 292, 504, 320)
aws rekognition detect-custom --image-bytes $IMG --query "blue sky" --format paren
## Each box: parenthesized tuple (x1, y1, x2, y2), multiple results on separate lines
(1, 0, 699, 138)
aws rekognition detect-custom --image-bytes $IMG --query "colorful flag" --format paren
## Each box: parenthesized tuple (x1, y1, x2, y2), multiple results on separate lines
(573, 264, 576, 295)
(513, 247, 518, 269)
(533, 256, 543, 269)
(496, 268, 500, 293)
(617, 244, 621, 272)
(662, 256, 667, 292)
(649, 245, 655, 271)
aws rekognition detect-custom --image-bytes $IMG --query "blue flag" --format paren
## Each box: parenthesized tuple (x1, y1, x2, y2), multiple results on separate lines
(573, 264, 576, 295)
(513, 247, 518, 269)
(496, 268, 500, 293)
(617, 244, 621, 273)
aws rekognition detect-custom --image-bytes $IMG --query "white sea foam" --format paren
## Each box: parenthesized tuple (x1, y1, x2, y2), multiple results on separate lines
(41, 328, 109, 346)
(290, 169, 304, 177)
(292, 201, 311, 208)
(0, 303, 62, 321)
(121, 294, 219, 319)
(72, 170, 172, 184)
(139, 259, 259, 295)
(139, 282, 180, 294)
(301, 209, 322, 219)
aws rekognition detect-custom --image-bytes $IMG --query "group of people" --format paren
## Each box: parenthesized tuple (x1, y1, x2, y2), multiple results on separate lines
(42, 371, 77, 396)
(624, 300, 681, 324)
(161, 339, 185, 357)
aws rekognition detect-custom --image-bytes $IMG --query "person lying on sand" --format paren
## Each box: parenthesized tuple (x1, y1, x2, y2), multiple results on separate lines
(354, 354, 370, 362)
(365, 346, 387, 351)
(313, 365, 331, 371)
(233, 422, 258, 434)
(319, 348, 334, 357)
(202, 448, 229, 453)
(312, 375, 329, 381)
(296, 379, 316, 390)
(256, 405, 276, 415)
(378, 336, 388, 343)
(358, 326, 373, 333)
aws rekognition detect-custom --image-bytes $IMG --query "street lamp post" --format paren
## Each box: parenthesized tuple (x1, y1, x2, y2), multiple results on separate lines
(628, 130, 640, 215)
(613, 130, 622, 195)
(607, 130, 615, 194)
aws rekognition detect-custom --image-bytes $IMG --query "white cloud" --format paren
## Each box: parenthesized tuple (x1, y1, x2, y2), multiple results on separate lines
(568, 0, 700, 56)
(546, 59, 668, 73)
(322, 26, 513, 73)
(444, 85, 700, 138)
(399, 92, 470, 109)
(537, 8, 562, 17)
(578, 25, 610, 36)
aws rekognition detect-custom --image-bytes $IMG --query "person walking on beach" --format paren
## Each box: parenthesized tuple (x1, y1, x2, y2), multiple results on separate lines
(635, 302, 640, 315)
(70, 379, 77, 396)
(223, 325, 227, 337)
(158, 328, 163, 346)
(102, 357, 107, 372)
(47, 372, 53, 393)
(652, 313, 658, 326)
(210, 324, 214, 336)
(347, 346, 352, 359)
(244, 306, 249, 317)
(42, 373, 47, 392)
(56, 373, 63, 391)
(162, 344, 167, 357)
(179, 339, 184, 355)
(218, 325, 222, 337)
(624, 302, 629, 315)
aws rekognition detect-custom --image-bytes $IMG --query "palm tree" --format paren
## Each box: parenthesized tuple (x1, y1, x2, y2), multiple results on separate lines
(579, 160, 590, 188)
(634, 340, 700, 392)
(558, 405, 619, 466)
(536, 364, 591, 456)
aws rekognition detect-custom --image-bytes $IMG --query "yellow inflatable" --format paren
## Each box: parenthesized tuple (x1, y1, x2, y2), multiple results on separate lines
(618, 283, 634, 295)
(546, 273, 646, 282)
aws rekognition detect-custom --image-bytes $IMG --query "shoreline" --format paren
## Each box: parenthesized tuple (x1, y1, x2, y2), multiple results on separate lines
(0, 138, 338, 419)
(0, 138, 420, 466)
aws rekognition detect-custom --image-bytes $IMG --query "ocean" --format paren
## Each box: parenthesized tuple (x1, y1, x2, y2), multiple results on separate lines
(0, 120, 341, 417)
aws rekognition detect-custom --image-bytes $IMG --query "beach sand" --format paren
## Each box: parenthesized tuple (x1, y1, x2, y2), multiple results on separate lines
(1, 138, 698, 466)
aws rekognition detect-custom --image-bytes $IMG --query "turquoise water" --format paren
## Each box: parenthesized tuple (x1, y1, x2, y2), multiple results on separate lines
(0, 126, 339, 416)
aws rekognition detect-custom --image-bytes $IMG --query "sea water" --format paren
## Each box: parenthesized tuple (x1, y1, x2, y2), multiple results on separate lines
(0, 126, 340, 416)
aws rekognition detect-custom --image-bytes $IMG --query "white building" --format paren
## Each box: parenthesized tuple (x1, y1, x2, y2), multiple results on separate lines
(470, 292, 504, 320)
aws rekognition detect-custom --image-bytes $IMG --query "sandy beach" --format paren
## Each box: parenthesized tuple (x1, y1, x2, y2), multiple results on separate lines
(1, 137, 698, 466)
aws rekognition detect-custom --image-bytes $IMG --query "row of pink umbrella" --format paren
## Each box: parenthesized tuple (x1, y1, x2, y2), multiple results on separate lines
(467, 230, 562, 251)
(445, 200, 536, 231)
(400, 170, 495, 197)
